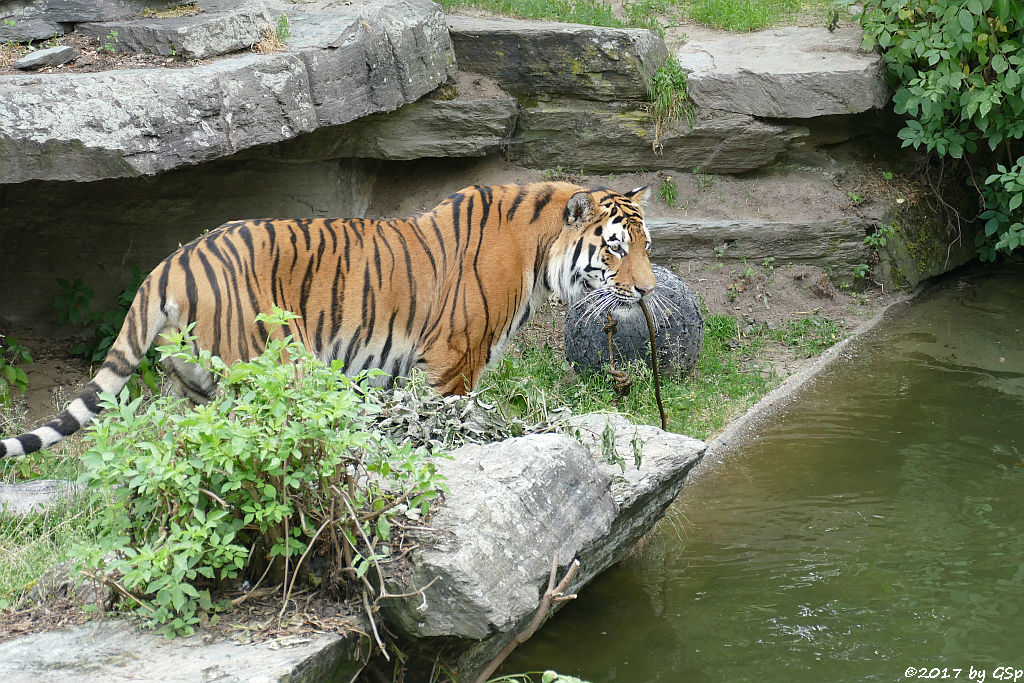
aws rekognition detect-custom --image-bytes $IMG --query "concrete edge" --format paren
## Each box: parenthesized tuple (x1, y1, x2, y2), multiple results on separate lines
(692, 287, 920, 478)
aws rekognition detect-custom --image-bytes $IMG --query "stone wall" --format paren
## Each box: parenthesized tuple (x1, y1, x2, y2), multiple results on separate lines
(0, 156, 379, 326)
(0, 3, 974, 326)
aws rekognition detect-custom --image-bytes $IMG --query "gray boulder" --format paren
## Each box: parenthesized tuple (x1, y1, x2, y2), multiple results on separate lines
(381, 417, 705, 678)
(565, 264, 703, 378)
(676, 27, 890, 118)
(446, 15, 667, 101)
(6, 0, 173, 25)
(507, 100, 808, 174)
(286, 6, 456, 129)
(0, 7, 63, 43)
(14, 45, 78, 70)
(77, 4, 273, 59)
(382, 434, 618, 640)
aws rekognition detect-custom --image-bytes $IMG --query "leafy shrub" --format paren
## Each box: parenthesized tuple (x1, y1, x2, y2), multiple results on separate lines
(0, 336, 33, 407)
(848, 0, 1024, 258)
(76, 309, 444, 636)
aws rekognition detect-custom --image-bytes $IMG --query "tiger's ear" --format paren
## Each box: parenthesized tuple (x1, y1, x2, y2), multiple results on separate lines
(625, 186, 651, 206)
(565, 191, 596, 228)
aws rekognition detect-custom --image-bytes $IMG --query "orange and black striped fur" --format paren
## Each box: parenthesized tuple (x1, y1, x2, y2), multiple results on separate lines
(1, 182, 656, 458)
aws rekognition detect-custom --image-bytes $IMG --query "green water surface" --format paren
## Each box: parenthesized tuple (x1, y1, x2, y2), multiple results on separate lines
(504, 267, 1024, 682)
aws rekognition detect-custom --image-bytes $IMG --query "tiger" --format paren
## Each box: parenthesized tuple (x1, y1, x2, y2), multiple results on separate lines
(1, 181, 656, 458)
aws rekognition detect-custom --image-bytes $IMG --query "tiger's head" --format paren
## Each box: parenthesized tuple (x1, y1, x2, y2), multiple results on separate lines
(549, 185, 657, 317)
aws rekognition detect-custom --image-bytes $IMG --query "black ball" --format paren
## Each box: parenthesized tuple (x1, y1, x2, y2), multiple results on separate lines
(564, 264, 703, 378)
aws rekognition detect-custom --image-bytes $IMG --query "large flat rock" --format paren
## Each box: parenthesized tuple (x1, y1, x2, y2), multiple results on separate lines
(0, 0, 454, 184)
(507, 100, 808, 174)
(77, 4, 273, 59)
(0, 479, 81, 515)
(649, 216, 874, 277)
(318, 91, 519, 160)
(0, 53, 318, 183)
(0, 621, 363, 682)
(446, 15, 667, 101)
(1, 0, 171, 32)
(676, 27, 889, 118)
(383, 434, 618, 640)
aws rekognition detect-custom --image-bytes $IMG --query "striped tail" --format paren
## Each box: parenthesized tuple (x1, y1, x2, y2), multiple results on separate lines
(0, 308, 165, 459)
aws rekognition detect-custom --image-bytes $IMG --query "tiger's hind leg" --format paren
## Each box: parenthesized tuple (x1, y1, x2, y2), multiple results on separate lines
(160, 352, 218, 404)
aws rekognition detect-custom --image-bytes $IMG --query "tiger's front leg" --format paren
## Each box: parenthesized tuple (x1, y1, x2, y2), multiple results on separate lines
(418, 335, 485, 396)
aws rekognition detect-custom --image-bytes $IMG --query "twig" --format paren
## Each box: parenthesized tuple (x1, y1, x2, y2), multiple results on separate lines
(230, 586, 275, 607)
(638, 299, 668, 431)
(362, 589, 389, 662)
(603, 314, 633, 404)
(357, 489, 412, 524)
(278, 516, 332, 622)
(340, 494, 388, 597)
(473, 554, 581, 683)
(79, 569, 154, 614)
(232, 556, 276, 606)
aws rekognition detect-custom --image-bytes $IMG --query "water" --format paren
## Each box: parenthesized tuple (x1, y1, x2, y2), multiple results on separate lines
(504, 267, 1024, 682)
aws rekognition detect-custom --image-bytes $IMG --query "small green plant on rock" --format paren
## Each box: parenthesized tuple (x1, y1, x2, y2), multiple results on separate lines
(658, 176, 678, 207)
(276, 13, 291, 43)
(693, 165, 717, 191)
(863, 224, 896, 248)
(76, 308, 445, 638)
(100, 29, 118, 53)
(853, 263, 871, 279)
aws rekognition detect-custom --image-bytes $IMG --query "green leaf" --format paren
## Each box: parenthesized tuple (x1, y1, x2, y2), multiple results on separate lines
(376, 516, 391, 542)
(1010, 193, 1023, 211)
(958, 9, 974, 32)
(992, 54, 1009, 74)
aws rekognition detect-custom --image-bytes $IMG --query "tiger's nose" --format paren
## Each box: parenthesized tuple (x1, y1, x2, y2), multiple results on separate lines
(636, 283, 656, 296)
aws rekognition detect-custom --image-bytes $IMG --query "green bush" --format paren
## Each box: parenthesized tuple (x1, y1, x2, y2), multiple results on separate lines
(0, 336, 32, 407)
(76, 309, 444, 637)
(849, 0, 1024, 259)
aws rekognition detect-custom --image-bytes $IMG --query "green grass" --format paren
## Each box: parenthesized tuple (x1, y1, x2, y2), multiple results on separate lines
(0, 402, 99, 611)
(480, 308, 847, 440)
(438, 0, 627, 27)
(439, 0, 842, 32)
(0, 497, 100, 611)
